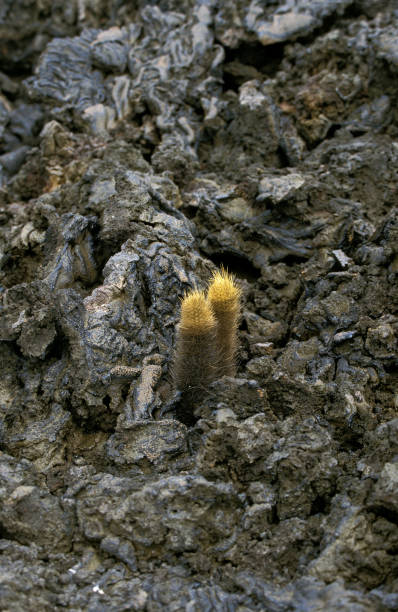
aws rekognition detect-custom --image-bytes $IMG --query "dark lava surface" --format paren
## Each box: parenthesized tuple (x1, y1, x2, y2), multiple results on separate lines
(1, 1, 398, 610)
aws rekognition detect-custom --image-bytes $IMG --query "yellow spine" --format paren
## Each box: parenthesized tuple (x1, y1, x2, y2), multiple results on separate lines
(173, 290, 217, 392)
(173, 271, 241, 402)
(207, 268, 241, 377)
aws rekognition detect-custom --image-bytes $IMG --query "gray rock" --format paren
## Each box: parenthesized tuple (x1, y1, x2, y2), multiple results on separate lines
(91, 28, 129, 73)
(375, 26, 398, 66)
(25, 30, 105, 110)
(1, 280, 57, 358)
(76, 473, 244, 565)
(106, 419, 187, 467)
(257, 173, 306, 204)
(0, 452, 73, 551)
(0, 0, 397, 608)
(369, 462, 398, 514)
(0, 145, 30, 175)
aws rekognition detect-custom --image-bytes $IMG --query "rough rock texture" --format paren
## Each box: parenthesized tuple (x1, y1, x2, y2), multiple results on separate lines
(1, 0, 398, 609)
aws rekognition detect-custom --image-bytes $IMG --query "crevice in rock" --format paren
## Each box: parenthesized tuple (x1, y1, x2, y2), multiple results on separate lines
(367, 506, 398, 527)
(206, 251, 261, 281)
(222, 41, 285, 92)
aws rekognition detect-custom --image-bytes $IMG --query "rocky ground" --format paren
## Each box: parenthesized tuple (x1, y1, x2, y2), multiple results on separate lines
(0, 0, 398, 610)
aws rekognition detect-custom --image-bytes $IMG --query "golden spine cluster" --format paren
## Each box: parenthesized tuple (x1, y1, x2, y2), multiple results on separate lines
(173, 269, 241, 395)
(208, 269, 241, 377)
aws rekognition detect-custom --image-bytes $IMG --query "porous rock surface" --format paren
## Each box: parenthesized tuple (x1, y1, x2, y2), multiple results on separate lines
(0, 1, 398, 610)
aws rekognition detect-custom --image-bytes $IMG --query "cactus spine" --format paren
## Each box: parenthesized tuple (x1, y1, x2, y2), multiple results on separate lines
(173, 270, 240, 396)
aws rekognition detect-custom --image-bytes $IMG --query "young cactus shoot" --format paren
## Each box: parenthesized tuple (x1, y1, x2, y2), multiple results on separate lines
(173, 270, 241, 398)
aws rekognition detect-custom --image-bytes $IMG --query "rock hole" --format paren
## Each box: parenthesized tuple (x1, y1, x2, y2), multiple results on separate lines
(272, 253, 309, 266)
(367, 506, 398, 527)
(69, 400, 117, 434)
(325, 124, 341, 141)
(277, 145, 292, 168)
(0, 522, 16, 541)
(121, 384, 130, 402)
(270, 505, 280, 525)
(172, 389, 203, 428)
(222, 41, 285, 91)
(338, 433, 363, 452)
(310, 494, 330, 516)
(46, 329, 67, 361)
(207, 251, 261, 281)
